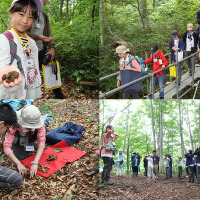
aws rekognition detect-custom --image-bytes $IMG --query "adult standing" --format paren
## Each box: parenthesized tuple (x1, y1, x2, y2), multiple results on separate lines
(143, 156, 148, 177)
(27, 0, 64, 99)
(168, 154, 173, 178)
(183, 24, 199, 77)
(100, 125, 119, 185)
(185, 150, 195, 183)
(194, 144, 200, 185)
(152, 150, 159, 180)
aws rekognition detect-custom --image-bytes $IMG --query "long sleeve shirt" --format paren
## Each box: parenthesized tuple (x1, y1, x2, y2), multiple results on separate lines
(4, 124, 46, 155)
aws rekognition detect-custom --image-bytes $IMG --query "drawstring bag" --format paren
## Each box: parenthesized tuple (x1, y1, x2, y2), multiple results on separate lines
(120, 70, 142, 93)
(46, 121, 85, 146)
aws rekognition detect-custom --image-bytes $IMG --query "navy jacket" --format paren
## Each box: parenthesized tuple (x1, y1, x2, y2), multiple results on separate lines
(153, 154, 159, 165)
(183, 31, 199, 52)
(194, 148, 200, 164)
(185, 153, 194, 166)
(169, 39, 184, 62)
(143, 158, 148, 167)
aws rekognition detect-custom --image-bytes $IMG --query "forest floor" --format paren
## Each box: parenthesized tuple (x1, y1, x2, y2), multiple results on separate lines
(41, 77, 98, 99)
(99, 174, 200, 200)
(0, 99, 99, 200)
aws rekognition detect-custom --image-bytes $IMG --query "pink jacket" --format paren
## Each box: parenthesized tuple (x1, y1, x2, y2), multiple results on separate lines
(4, 125, 46, 155)
(101, 130, 119, 155)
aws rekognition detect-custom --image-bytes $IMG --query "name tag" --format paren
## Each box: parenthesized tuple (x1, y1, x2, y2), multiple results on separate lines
(159, 59, 163, 65)
(26, 146, 35, 151)
(36, 23, 41, 28)
(112, 142, 116, 146)
(25, 59, 34, 69)
(153, 58, 157, 62)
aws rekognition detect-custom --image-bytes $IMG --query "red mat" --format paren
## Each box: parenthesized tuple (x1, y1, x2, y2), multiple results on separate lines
(21, 140, 86, 177)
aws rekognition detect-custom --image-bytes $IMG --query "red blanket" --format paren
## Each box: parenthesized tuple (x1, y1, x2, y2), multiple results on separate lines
(21, 140, 86, 177)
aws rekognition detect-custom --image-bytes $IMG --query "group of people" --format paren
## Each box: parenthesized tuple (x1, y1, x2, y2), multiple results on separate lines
(0, 102, 48, 192)
(0, 0, 64, 99)
(116, 22, 200, 99)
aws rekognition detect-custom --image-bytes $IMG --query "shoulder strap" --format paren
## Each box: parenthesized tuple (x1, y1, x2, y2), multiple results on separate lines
(3, 31, 27, 89)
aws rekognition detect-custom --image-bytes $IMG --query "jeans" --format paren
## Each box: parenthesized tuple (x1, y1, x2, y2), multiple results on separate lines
(101, 157, 112, 182)
(188, 166, 194, 183)
(0, 166, 23, 191)
(169, 166, 172, 178)
(186, 51, 195, 76)
(149, 73, 165, 99)
(144, 166, 148, 176)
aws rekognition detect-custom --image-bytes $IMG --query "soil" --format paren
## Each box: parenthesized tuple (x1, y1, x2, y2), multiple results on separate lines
(99, 174, 200, 200)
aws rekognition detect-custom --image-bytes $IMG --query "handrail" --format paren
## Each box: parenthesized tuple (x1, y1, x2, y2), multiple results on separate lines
(99, 51, 199, 99)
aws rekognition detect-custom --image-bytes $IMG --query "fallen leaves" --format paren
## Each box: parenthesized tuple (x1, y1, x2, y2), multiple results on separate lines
(38, 163, 49, 173)
(46, 155, 57, 161)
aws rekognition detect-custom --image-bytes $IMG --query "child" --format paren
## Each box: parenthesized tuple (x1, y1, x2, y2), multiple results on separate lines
(169, 30, 184, 86)
(177, 157, 183, 178)
(4, 105, 46, 178)
(100, 125, 119, 185)
(147, 154, 155, 180)
(164, 154, 170, 179)
(0, 103, 23, 191)
(116, 150, 125, 178)
(0, 0, 43, 99)
(131, 152, 137, 179)
(143, 156, 148, 177)
(144, 45, 169, 99)
(116, 45, 142, 99)
(183, 23, 199, 76)
(152, 150, 160, 179)
(185, 150, 195, 183)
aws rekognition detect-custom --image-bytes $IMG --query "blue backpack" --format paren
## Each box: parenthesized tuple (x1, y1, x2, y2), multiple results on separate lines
(1, 99, 32, 111)
(129, 56, 147, 77)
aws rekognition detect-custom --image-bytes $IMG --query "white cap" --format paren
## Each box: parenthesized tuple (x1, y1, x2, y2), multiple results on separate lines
(12, 0, 43, 11)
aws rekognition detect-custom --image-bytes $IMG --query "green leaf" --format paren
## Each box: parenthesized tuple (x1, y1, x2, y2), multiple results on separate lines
(0, 154, 6, 164)
(54, 149, 64, 152)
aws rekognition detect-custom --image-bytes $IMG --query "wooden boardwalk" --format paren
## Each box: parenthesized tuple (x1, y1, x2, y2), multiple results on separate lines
(154, 66, 200, 99)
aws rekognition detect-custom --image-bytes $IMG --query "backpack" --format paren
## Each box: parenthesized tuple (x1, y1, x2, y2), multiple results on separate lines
(46, 121, 85, 146)
(3, 31, 27, 88)
(129, 56, 147, 77)
(1, 99, 32, 111)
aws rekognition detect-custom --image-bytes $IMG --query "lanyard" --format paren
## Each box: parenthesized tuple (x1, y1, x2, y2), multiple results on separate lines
(37, 10, 40, 23)
(10, 28, 30, 57)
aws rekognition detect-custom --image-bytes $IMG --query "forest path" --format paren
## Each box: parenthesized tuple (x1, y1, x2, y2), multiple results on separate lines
(99, 174, 200, 200)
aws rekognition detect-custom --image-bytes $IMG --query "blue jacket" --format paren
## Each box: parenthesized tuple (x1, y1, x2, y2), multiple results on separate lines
(169, 39, 184, 62)
(153, 154, 159, 165)
(185, 153, 194, 166)
(194, 148, 200, 164)
(131, 154, 137, 167)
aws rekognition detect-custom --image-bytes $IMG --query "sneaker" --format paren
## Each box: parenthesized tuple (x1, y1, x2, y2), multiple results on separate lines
(147, 178, 151, 181)
(151, 178, 155, 180)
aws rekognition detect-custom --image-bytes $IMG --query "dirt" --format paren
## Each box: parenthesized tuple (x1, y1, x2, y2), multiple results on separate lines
(99, 174, 200, 200)
(2, 71, 19, 83)
(46, 155, 57, 162)
(38, 163, 50, 173)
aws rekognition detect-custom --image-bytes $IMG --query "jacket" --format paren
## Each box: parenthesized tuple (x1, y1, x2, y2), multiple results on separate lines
(153, 154, 159, 165)
(194, 148, 200, 164)
(169, 39, 184, 62)
(143, 158, 148, 167)
(185, 153, 194, 166)
(144, 50, 169, 77)
(27, 11, 55, 51)
(183, 31, 198, 52)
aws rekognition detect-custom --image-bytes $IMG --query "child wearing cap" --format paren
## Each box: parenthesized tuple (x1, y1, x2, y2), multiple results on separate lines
(4, 105, 46, 179)
(116, 45, 142, 99)
(144, 45, 169, 99)
(177, 157, 183, 178)
(0, 0, 43, 99)
(169, 30, 184, 86)
(116, 150, 125, 178)
(0, 103, 23, 192)
(183, 23, 199, 76)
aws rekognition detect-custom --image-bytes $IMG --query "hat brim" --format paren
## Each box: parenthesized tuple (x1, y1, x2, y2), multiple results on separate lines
(16, 110, 44, 129)
(150, 50, 156, 53)
(12, 0, 43, 11)
(172, 35, 177, 38)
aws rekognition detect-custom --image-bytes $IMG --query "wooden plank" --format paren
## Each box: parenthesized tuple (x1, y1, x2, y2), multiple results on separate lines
(154, 66, 200, 99)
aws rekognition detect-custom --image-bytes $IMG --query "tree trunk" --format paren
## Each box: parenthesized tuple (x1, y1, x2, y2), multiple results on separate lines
(145, 126, 149, 155)
(91, 1, 96, 27)
(123, 104, 130, 152)
(159, 100, 164, 174)
(150, 100, 156, 150)
(186, 101, 194, 151)
(153, 0, 155, 8)
(179, 100, 186, 157)
(127, 124, 131, 173)
(65, 0, 69, 23)
(100, 0, 104, 46)
(137, 0, 150, 30)
(59, 0, 64, 22)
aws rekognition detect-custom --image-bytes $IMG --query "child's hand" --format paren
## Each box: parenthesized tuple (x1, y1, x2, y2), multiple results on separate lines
(0, 66, 22, 88)
(46, 48, 55, 61)
(125, 65, 130, 70)
(39, 35, 52, 43)
(117, 80, 120, 87)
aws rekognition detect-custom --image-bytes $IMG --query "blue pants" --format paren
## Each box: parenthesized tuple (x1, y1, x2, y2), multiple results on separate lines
(149, 73, 165, 99)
